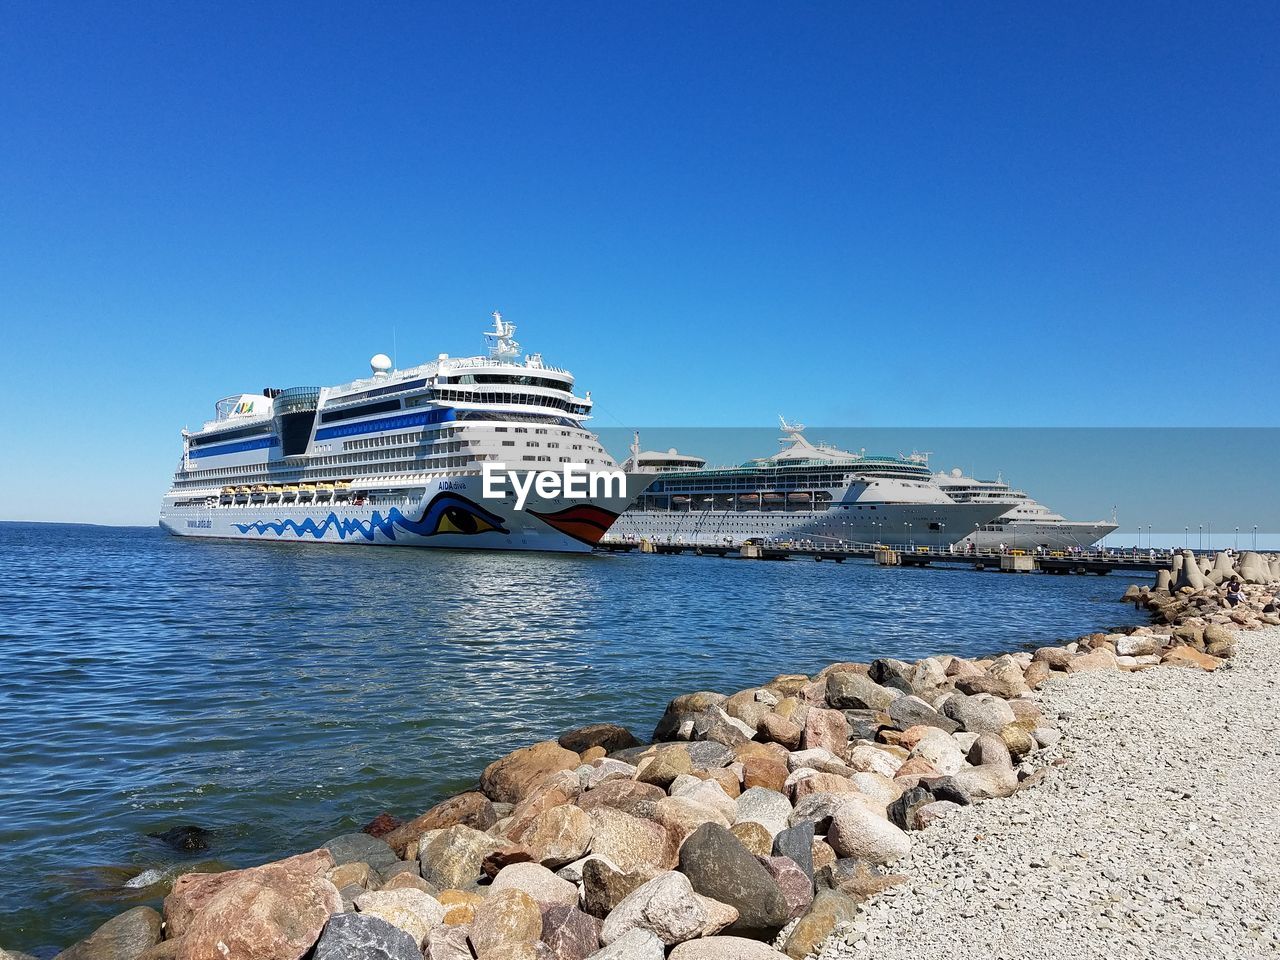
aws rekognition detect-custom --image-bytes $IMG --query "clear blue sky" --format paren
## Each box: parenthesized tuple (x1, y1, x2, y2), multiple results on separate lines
(1, 2, 1276, 525)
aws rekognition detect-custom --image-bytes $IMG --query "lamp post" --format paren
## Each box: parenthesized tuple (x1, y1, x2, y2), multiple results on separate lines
(1148, 525, 1152, 551)
(1234, 527, 1239, 550)
(1198, 524, 1203, 551)
(1184, 526, 1189, 548)
(1253, 525, 1258, 550)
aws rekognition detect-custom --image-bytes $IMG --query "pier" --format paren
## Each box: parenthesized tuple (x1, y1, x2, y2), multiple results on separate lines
(599, 539, 1176, 574)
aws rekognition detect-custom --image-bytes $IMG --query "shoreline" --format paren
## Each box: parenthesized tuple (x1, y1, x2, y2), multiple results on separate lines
(6, 553, 1277, 960)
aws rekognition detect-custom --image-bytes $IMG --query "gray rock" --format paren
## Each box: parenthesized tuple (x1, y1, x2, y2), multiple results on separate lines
(52, 906, 162, 960)
(940, 692, 1017, 735)
(313, 912, 421, 960)
(600, 871, 716, 946)
(887, 696, 959, 733)
(686, 740, 736, 770)
(734, 786, 793, 836)
(323, 833, 400, 873)
(826, 672, 897, 711)
(772, 821, 815, 881)
(678, 823, 790, 938)
(887, 786, 934, 831)
(541, 904, 604, 960)
(586, 927, 665, 959)
(868, 658, 917, 693)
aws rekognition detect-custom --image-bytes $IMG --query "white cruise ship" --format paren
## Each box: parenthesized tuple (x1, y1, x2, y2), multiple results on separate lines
(933, 469, 1118, 551)
(160, 314, 650, 553)
(604, 421, 1009, 548)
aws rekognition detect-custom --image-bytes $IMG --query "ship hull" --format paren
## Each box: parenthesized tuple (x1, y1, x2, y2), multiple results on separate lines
(604, 501, 1004, 548)
(958, 521, 1119, 552)
(160, 473, 650, 554)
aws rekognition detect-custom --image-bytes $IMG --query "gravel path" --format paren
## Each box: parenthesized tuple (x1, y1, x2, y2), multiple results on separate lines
(816, 625, 1280, 960)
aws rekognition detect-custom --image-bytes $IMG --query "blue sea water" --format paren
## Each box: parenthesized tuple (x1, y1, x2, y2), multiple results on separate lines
(0, 522, 1146, 953)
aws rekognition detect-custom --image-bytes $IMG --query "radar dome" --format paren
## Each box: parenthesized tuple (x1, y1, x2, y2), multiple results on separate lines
(370, 353, 393, 377)
(951, 468, 962, 477)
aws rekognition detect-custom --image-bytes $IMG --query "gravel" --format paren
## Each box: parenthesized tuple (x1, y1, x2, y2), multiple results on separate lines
(814, 625, 1280, 960)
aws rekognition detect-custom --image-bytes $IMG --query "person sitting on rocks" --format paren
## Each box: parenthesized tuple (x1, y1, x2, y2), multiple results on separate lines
(1224, 577, 1244, 608)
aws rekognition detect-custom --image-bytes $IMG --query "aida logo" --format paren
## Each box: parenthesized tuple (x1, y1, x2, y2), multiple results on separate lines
(234, 400, 255, 415)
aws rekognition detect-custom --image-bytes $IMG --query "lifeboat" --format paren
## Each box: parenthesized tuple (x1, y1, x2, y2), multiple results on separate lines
(334, 480, 352, 489)
(788, 492, 812, 502)
(740, 494, 760, 504)
(672, 495, 691, 504)
(763, 493, 784, 502)
(281, 484, 299, 500)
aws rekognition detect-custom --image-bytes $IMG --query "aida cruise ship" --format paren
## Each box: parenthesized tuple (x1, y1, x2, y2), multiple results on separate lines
(159, 314, 648, 552)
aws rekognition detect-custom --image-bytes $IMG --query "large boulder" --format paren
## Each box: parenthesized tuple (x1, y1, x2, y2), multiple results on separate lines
(481, 741, 581, 804)
(782, 890, 859, 959)
(599, 871, 731, 947)
(585, 807, 673, 873)
(172, 852, 342, 960)
(825, 673, 896, 711)
(940, 693, 1017, 735)
(576, 779, 665, 816)
(582, 858, 649, 919)
(383, 793, 497, 857)
(352, 889, 445, 947)
(164, 849, 335, 940)
(678, 823, 790, 939)
(771, 822, 815, 881)
(540, 904, 604, 960)
(733, 787, 793, 838)
(584, 928, 664, 959)
(514, 803, 593, 868)
(558, 723, 641, 755)
(653, 692, 728, 742)
(826, 802, 911, 864)
(419, 825, 506, 890)
(53, 906, 163, 960)
(470, 889, 543, 957)
(322, 834, 399, 874)
(312, 913, 421, 960)
(490, 862, 579, 909)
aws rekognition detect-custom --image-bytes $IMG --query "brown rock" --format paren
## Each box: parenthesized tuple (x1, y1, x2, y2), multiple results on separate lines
(580, 746, 607, 763)
(557, 723, 641, 755)
(481, 741, 582, 805)
(326, 862, 371, 892)
(384, 793, 497, 857)
(759, 856, 813, 921)
(1000, 723, 1035, 759)
(811, 839, 836, 873)
(420, 825, 507, 890)
(892, 757, 938, 780)
(729, 821, 775, 857)
(481, 846, 536, 880)
(635, 747, 693, 788)
(540, 904, 603, 960)
(581, 858, 648, 919)
(1065, 648, 1119, 672)
(784, 889, 859, 959)
(1031, 647, 1075, 670)
(1023, 661, 1052, 689)
(1162, 646, 1223, 671)
(383, 872, 439, 895)
(174, 854, 341, 960)
(360, 812, 403, 839)
(586, 807, 673, 872)
(800, 708, 849, 756)
(53, 906, 162, 960)
(470, 889, 542, 956)
(439, 888, 485, 926)
(514, 804, 593, 868)
(575, 779, 666, 816)
(164, 849, 334, 940)
(788, 772, 859, 802)
(507, 772, 583, 837)
(758, 714, 803, 750)
(741, 755, 789, 793)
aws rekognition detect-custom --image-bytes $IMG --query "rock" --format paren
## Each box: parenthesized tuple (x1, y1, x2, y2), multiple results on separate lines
(582, 858, 649, 919)
(361, 813, 403, 840)
(652, 794, 732, 849)
(1162, 646, 1223, 671)
(53, 906, 163, 960)
(799, 708, 849, 755)
(846, 744, 902, 778)
(323, 834, 399, 874)
(583, 927, 664, 959)
(848, 772, 903, 807)
(558, 724, 641, 755)
(599, 871, 723, 946)
(785, 748, 850, 775)
(540, 905, 603, 960)
(913, 799, 962, 828)
(353, 889, 445, 947)
(164, 849, 335, 940)
(584, 807, 672, 873)
(733, 787, 793, 837)
(771, 822, 815, 881)
(173, 853, 341, 960)
(825, 672, 896, 711)
(481, 847, 536, 880)
(693, 707, 755, 746)
(516, 804, 593, 868)
(491, 862, 579, 909)
(384, 793, 498, 858)
(635, 748, 694, 788)
(967, 732, 1012, 768)
(757, 714, 803, 750)
(758, 856, 812, 920)
(940, 692, 1017, 735)
(788, 771, 861, 801)
(728, 821, 774, 857)
(1115, 634, 1161, 657)
(826, 802, 911, 864)
(678, 823, 790, 937)
(886, 786, 934, 831)
(1065, 648, 1119, 672)
(148, 826, 214, 852)
(578, 759, 639, 791)
(669, 938, 791, 959)
(813, 859, 904, 900)
(907, 730, 963, 775)
(419, 825, 507, 890)
(481, 741, 582, 805)
(740, 754, 790, 792)
(425, 925, 475, 960)
(576, 779, 665, 816)
(653, 692, 729, 742)
(313, 912, 421, 960)
(328, 862, 372, 892)
(471, 889, 543, 956)
(670, 777, 738, 821)
(1000, 723, 1036, 759)
(437, 888, 484, 926)
(783, 890, 859, 959)
(950, 763, 1018, 799)
(1023, 660, 1052, 689)
(507, 773, 583, 833)
(885, 696, 958, 733)
(1032, 646, 1075, 670)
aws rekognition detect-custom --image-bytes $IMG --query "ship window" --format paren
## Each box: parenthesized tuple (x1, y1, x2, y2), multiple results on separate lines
(320, 398, 402, 424)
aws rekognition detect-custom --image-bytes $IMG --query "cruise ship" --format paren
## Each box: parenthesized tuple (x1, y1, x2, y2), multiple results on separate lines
(159, 314, 650, 552)
(604, 421, 1009, 547)
(934, 469, 1118, 551)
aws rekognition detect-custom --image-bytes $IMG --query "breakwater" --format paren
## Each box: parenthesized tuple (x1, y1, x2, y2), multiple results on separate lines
(9, 534, 1275, 959)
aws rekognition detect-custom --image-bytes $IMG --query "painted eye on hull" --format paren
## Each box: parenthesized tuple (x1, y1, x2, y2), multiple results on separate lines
(414, 493, 509, 537)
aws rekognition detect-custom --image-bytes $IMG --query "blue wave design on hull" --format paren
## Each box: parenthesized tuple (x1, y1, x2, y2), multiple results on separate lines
(232, 493, 508, 542)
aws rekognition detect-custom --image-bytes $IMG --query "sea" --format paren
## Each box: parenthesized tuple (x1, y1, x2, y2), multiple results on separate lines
(0, 522, 1147, 954)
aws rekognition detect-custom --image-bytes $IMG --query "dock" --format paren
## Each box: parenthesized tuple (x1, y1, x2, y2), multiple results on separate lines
(598, 539, 1175, 575)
